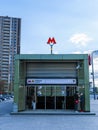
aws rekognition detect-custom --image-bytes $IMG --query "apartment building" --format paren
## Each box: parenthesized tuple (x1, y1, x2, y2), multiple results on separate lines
(0, 16, 21, 92)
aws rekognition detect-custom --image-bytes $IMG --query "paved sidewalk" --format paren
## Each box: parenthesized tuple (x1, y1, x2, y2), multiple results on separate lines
(0, 99, 98, 130)
(11, 99, 97, 115)
(90, 99, 98, 115)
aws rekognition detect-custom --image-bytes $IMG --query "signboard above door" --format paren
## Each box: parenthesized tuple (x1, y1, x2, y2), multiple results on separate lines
(26, 78, 77, 85)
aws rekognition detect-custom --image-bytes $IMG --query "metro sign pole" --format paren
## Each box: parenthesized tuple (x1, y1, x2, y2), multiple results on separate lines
(47, 37, 56, 54)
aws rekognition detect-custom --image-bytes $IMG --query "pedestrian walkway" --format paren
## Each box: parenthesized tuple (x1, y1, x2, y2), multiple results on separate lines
(90, 99, 98, 115)
(11, 99, 98, 115)
(1, 98, 98, 130)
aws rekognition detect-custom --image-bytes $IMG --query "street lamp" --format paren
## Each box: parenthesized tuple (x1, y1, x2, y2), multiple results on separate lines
(91, 50, 98, 100)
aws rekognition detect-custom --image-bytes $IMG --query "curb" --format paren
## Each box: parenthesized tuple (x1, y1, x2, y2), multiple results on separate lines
(10, 112, 96, 116)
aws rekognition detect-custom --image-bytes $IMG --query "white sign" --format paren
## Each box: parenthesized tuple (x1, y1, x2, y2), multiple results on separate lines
(26, 78, 77, 85)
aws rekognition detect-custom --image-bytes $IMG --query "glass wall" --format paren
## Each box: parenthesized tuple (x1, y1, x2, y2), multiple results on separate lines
(26, 85, 76, 110)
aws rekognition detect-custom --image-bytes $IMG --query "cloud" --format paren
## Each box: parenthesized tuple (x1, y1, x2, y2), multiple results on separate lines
(53, 51, 59, 54)
(72, 50, 92, 54)
(69, 33, 92, 47)
(73, 51, 82, 54)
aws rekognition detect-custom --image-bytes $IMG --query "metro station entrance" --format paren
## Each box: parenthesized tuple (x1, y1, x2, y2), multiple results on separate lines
(14, 54, 90, 112)
(26, 85, 76, 110)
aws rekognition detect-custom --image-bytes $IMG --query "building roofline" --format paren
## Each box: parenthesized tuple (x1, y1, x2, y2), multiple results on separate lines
(15, 54, 88, 60)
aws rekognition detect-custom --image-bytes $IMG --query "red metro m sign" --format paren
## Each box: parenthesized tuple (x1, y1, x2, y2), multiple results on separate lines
(47, 37, 56, 45)
(47, 37, 56, 54)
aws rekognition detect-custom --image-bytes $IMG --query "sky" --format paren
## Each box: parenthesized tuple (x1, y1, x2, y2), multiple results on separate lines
(0, 0, 98, 86)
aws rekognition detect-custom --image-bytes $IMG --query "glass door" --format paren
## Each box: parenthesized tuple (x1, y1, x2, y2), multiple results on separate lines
(45, 85, 66, 110)
(36, 86, 45, 109)
(26, 85, 66, 110)
(66, 86, 76, 109)
(56, 86, 66, 109)
(26, 86, 36, 109)
(46, 85, 56, 109)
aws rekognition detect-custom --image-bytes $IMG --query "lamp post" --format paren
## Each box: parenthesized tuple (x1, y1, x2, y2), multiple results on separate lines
(91, 50, 98, 100)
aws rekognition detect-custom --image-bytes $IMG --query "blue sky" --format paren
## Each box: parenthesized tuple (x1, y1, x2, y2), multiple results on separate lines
(0, 0, 98, 85)
(1, 0, 98, 54)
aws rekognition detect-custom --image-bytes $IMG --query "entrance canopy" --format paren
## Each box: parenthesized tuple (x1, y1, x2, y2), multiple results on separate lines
(14, 54, 90, 112)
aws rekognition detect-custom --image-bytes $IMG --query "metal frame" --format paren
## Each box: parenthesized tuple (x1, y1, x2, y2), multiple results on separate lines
(91, 50, 98, 100)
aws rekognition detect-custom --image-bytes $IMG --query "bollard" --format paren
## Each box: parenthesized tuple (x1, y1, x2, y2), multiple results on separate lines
(13, 103, 18, 112)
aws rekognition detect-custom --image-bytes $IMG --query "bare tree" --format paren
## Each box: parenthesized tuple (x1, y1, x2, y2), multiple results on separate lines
(0, 80, 5, 94)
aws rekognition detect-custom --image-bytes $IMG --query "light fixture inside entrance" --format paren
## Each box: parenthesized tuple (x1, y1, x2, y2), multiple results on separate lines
(38, 86, 42, 89)
(76, 63, 80, 69)
(37, 91, 42, 96)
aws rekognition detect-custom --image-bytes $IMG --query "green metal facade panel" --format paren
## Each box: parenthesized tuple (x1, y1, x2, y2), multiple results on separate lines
(14, 60, 26, 111)
(14, 59, 20, 105)
(83, 57, 90, 111)
(15, 54, 88, 61)
(18, 86, 25, 111)
(19, 62, 26, 85)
